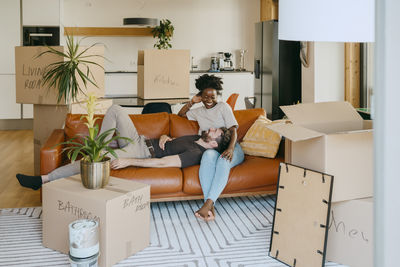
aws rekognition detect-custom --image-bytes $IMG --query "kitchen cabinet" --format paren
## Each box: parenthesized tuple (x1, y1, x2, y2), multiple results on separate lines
(0, 75, 22, 119)
(0, 0, 20, 74)
(104, 72, 254, 111)
(23, 104, 34, 119)
(0, 1, 22, 120)
(105, 73, 136, 97)
(260, 0, 278, 22)
(22, 0, 60, 26)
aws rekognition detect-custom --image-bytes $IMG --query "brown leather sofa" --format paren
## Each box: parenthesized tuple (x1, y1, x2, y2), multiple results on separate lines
(41, 108, 283, 201)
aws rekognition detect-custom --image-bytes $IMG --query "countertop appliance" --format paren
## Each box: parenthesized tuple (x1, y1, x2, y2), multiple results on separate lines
(254, 20, 301, 120)
(23, 26, 60, 46)
(223, 52, 234, 71)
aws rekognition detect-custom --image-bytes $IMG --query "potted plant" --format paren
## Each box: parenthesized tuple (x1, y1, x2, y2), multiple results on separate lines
(61, 94, 132, 189)
(37, 34, 104, 105)
(152, 19, 174, 49)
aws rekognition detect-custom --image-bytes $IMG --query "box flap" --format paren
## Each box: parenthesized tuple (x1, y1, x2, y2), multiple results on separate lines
(280, 101, 363, 126)
(267, 122, 324, 142)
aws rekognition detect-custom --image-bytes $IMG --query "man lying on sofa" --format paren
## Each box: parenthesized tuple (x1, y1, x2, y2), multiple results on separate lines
(16, 105, 231, 191)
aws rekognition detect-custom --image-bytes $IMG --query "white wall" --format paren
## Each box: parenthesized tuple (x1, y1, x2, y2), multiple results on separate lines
(23, 0, 60, 26)
(302, 42, 345, 103)
(62, 0, 259, 72)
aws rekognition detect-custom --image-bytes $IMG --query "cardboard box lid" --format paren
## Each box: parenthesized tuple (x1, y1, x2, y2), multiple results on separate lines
(137, 49, 190, 66)
(45, 175, 149, 201)
(280, 101, 363, 127)
(268, 101, 371, 141)
(267, 122, 324, 142)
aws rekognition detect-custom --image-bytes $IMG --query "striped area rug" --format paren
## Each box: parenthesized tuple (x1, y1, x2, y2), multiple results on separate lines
(0, 195, 346, 267)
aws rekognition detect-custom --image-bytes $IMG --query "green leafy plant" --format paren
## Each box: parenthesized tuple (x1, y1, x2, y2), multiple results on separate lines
(152, 19, 174, 49)
(37, 34, 104, 104)
(61, 94, 132, 163)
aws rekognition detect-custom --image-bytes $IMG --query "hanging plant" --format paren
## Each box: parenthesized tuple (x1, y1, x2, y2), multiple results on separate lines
(152, 19, 174, 50)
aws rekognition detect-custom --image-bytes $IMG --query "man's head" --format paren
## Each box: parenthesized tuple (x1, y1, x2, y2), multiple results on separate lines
(200, 127, 231, 153)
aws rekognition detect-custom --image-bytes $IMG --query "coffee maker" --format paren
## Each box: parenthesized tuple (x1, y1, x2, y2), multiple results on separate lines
(223, 53, 234, 71)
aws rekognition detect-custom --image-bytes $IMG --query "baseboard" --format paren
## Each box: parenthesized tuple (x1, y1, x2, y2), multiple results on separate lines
(0, 119, 33, 130)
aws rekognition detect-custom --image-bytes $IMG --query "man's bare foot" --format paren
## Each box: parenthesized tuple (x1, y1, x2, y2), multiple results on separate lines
(195, 199, 215, 222)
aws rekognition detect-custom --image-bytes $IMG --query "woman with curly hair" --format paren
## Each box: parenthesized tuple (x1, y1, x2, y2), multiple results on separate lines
(178, 74, 244, 221)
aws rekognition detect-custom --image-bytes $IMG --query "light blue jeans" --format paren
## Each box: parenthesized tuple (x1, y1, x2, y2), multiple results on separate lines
(199, 143, 244, 203)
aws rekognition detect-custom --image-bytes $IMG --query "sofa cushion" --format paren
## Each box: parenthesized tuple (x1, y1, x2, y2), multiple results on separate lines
(240, 115, 282, 158)
(182, 155, 283, 195)
(169, 114, 199, 137)
(233, 108, 266, 141)
(130, 112, 170, 138)
(64, 112, 170, 141)
(169, 108, 266, 140)
(111, 167, 182, 195)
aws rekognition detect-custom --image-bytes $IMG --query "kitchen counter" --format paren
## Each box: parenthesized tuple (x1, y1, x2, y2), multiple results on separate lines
(105, 71, 254, 110)
(105, 70, 253, 74)
(190, 69, 253, 74)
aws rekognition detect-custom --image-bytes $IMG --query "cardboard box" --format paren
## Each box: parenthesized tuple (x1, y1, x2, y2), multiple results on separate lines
(15, 46, 105, 105)
(326, 198, 373, 267)
(137, 49, 190, 99)
(34, 99, 113, 175)
(268, 101, 373, 202)
(42, 176, 150, 267)
(34, 143, 41, 176)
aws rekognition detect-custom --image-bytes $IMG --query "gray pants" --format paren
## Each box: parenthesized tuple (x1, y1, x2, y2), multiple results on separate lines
(48, 105, 151, 181)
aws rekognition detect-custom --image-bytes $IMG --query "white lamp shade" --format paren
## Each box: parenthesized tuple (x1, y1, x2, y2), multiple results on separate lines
(279, 0, 375, 42)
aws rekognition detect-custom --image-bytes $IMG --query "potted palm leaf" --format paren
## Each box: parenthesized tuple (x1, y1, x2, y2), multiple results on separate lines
(37, 34, 104, 105)
(61, 94, 132, 189)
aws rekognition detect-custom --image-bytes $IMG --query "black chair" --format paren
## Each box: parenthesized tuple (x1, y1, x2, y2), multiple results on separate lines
(141, 102, 172, 114)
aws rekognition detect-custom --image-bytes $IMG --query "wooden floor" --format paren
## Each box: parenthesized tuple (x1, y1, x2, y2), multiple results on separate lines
(0, 130, 41, 208)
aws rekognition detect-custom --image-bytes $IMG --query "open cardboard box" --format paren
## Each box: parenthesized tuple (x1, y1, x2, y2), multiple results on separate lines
(268, 101, 373, 202)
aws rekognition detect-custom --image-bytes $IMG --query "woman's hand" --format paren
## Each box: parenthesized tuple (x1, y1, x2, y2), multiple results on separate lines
(159, 135, 172, 150)
(220, 147, 234, 161)
(191, 95, 202, 104)
(110, 158, 132, 169)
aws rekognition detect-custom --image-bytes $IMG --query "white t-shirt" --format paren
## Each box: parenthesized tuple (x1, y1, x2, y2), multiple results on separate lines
(186, 102, 238, 133)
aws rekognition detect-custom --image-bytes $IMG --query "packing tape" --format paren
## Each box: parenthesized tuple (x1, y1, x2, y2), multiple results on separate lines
(68, 176, 131, 194)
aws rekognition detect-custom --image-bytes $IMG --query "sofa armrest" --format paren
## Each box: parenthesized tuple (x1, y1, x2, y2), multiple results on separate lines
(40, 129, 65, 175)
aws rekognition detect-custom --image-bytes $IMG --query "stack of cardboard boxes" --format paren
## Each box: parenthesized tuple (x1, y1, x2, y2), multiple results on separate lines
(268, 101, 373, 267)
(15, 46, 112, 175)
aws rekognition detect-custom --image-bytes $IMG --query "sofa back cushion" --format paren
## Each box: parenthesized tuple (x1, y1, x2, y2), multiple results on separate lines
(168, 108, 266, 141)
(234, 108, 266, 141)
(169, 114, 199, 138)
(64, 112, 170, 141)
(64, 108, 265, 142)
